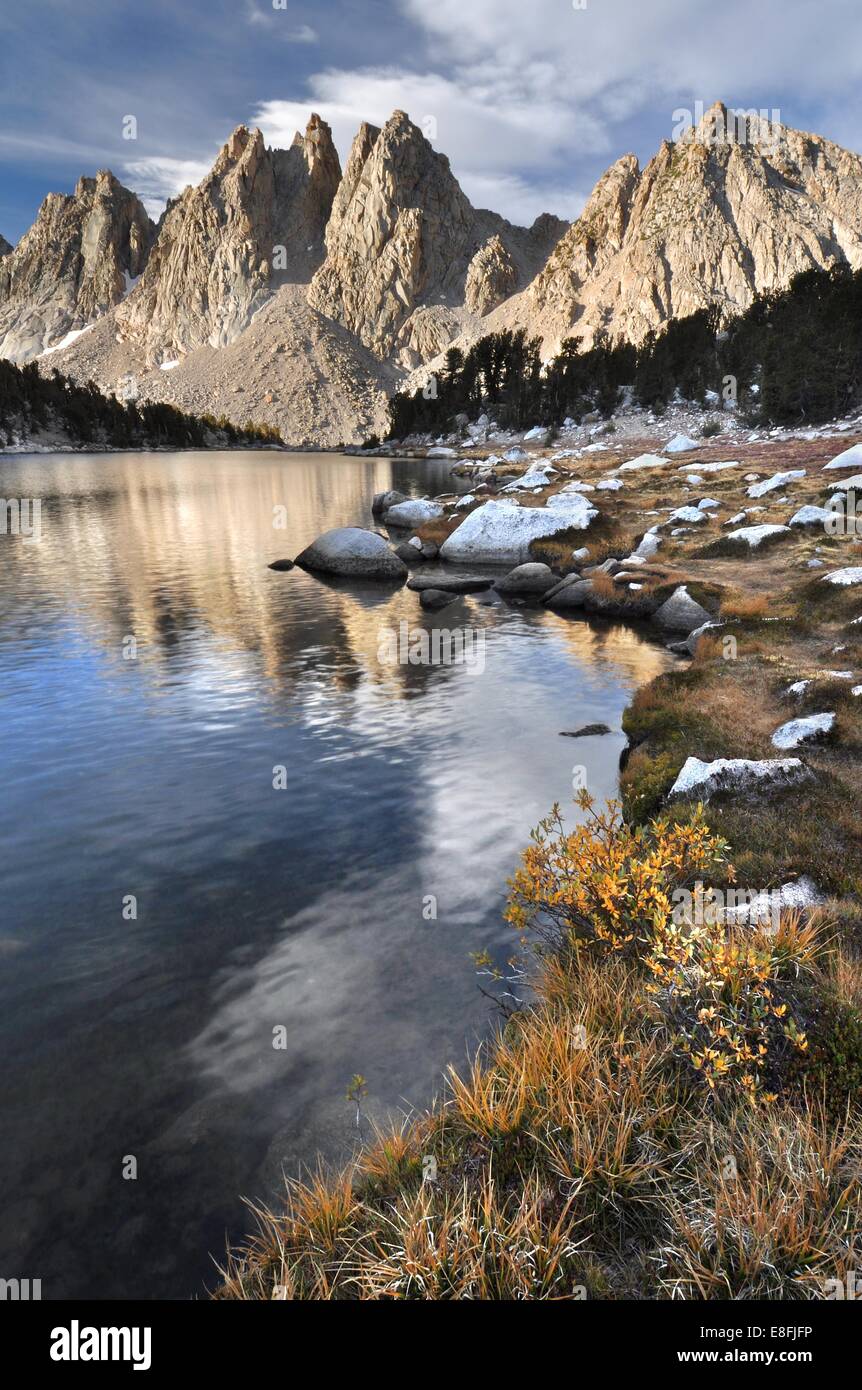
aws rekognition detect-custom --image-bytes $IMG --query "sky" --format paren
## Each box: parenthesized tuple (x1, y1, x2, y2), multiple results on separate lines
(2, 0, 862, 243)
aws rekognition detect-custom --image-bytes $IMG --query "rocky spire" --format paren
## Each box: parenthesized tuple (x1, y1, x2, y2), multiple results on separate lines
(308, 110, 480, 358)
(0, 171, 154, 362)
(115, 116, 341, 363)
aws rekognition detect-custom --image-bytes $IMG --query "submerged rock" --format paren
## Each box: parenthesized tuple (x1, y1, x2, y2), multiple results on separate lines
(267, 558, 295, 571)
(419, 588, 457, 610)
(406, 573, 494, 592)
(295, 527, 408, 581)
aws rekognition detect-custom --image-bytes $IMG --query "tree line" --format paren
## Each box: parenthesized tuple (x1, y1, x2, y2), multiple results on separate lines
(0, 360, 283, 449)
(386, 264, 862, 438)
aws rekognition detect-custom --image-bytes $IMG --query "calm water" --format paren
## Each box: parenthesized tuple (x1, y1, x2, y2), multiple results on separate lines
(0, 450, 674, 1300)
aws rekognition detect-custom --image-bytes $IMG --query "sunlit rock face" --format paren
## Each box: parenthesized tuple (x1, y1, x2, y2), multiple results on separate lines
(308, 110, 565, 365)
(529, 102, 862, 355)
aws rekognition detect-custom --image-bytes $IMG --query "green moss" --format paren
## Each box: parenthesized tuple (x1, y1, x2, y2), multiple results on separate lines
(621, 748, 684, 823)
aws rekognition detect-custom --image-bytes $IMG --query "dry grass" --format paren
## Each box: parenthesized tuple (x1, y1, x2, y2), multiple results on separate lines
(216, 802, 862, 1302)
(719, 591, 770, 620)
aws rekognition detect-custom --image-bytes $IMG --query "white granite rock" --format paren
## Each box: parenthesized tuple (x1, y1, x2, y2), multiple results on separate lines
(747, 470, 806, 498)
(440, 495, 597, 564)
(725, 523, 791, 547)
(668, 756, 812, 802)
(771, 712, 835, 749)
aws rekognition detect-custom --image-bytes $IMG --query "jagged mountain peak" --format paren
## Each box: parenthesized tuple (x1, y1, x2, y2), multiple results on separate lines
(309, 106, 566, 365)
(0, 170, 154, 362)
(114, 112, 341, 363)
(522, 105, 862, 356)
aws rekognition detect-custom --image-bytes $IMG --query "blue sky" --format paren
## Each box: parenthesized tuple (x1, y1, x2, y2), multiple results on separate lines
(2, 0, 862, 243)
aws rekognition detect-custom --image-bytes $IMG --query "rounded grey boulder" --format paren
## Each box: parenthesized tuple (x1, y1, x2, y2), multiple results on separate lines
(652, 585, 713, 633)
(544, 579, 593, 610)
(371, 489, 408, 516)
(494, 562, 557, 595)
(295, 528, 408, 581)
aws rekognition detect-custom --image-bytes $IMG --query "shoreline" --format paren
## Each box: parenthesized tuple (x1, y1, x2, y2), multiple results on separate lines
(217, 424, 862, 1300)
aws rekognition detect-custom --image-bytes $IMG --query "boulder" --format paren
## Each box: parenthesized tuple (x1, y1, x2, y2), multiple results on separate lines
(295, 527, 408, 581)
(724, 523, 791, 548)
(771, 712, 836, 749)
(618, 453, 668, 472)
(543, 573, 584, 602)
(371, 489, 408, 516)
(747, 470, 805, 498)
(665, 434, 700, 453)
(494, 562, 557, 595)
(385, 498, 444, 527)
(439, 495, 597, 564)
(827, 473, 862, 491)
(267, 558, 295, 571)
(393, 542, 424, 563)
(668, 755, 812, 803)
(722, 875, 825, 925)
(789, 504, 833, 528)
(544, 579, 594, 610)
(822, 567, 862, 586)
(684, 620, 724, 655)
(634, 529, 662, 559)
(823, 443, 862, 471)
(652, 585, 712, 633)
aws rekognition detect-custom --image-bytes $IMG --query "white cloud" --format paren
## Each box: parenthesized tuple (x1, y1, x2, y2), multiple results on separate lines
(122, 155, 214, 219)
(244, 1, 317, 41)
(252, 64, 608, 224)
(246, 0, 862, 227)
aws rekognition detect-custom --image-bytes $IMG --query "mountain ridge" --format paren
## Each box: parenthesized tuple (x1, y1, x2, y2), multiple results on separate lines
(4, 100, 862, 443)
